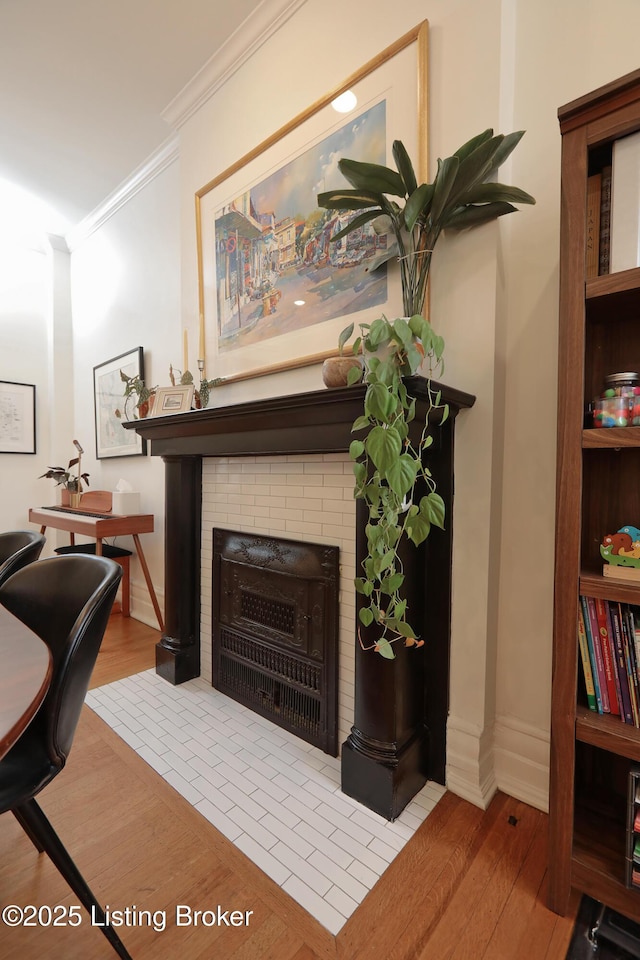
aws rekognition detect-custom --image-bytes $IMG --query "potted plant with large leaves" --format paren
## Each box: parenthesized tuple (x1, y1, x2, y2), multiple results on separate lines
(318, 129, 534, 658)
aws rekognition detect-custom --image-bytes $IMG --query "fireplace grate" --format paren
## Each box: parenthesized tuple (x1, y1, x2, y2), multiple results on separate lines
(240, 590, 295, 636)
(212, 529, 338, 755)
(220, 628, 322, 739)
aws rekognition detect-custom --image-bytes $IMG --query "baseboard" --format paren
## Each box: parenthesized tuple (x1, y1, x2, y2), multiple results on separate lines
(129, 579, 164, 632)
(446, 714, 498, 810)
(493, 715, 550, 813)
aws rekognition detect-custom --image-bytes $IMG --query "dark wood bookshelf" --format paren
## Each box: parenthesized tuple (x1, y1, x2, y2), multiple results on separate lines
(550, 70, 640, 920)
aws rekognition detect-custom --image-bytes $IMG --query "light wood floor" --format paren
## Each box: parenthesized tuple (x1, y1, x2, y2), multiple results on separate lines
(0, 614, 579, 959)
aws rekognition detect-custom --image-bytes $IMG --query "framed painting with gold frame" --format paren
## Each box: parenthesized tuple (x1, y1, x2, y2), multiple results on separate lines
(195, 20, 428, 384)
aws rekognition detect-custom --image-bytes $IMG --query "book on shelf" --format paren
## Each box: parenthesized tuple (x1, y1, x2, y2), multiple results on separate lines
(596, 597, 621, 716)
(624, 605, 640, 726)
(611, 131, 640, 273)
(608, 601, 631, 721)
(599, 164, 612, 275)
(578, 596, 640, 726)
(586, 173, 602, 279)
(577, 603, 597, 712)
(585, 595, 611, 712)
(580, 595, 604, 712)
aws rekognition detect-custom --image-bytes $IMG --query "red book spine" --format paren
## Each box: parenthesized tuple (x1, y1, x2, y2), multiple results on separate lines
(587, 596, 610, 712)
(596, 597, 621, 715)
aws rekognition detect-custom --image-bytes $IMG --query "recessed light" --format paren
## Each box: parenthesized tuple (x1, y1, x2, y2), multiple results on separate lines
(294, 300, 306, 306)
(331, 91, 357, 114)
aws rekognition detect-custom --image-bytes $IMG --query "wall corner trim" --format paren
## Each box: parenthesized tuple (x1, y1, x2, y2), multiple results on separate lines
(493, 714, 550, 813)
(446, 714, 497, 810)
(161, 0, 309, 130)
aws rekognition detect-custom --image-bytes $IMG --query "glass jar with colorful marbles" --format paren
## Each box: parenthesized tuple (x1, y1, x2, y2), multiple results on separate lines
(593, 397, 631, 427)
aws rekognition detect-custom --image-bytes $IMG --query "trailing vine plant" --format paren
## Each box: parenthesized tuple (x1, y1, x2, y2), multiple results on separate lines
(318, 128, 535, 658)
(341, 314, 446, 659)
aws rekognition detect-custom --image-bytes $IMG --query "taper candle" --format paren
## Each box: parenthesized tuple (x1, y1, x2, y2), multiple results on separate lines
(199, 313, 205, 363)
(183, 329, 188, 374)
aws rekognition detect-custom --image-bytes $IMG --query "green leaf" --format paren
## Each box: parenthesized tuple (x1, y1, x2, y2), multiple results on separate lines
(456, 182, 536, 206)
(404, 342, 424, 375)
(430, 155, 460, 225)
(347, 364, 363, 385)
(330, 209, 387, 243)
(364, 382, 394, 421)
(406, 513, 431, 546)
(339, 158, 406, 197)
(377, 549, 396, 573)
(338, 322, 354, 353)
(366, 317, 393, 348)
(386, 453, 419, 499)
(375, 637, 396, 659)
(349, 439, 365, 459)
(359, 607, 374, 627)
(404, 182, 434, 232)
(487, 130, 526, 173)
(447, 134, 507, 204)
(392, 140, 418, 195)
(316, 189, 381, 210)
(381, 572, 404, 593)
(352, 461, 366, 486)
(445, 201, 518, 230)
(453, 128, 494, 162)
(395, 619, 418, 639)
(390, 317, 412, 347)
(421, 492, 446, 530)
(365, 425, 402, 471)
(359, 242, 399, 276)
(352, 415, 371, 432)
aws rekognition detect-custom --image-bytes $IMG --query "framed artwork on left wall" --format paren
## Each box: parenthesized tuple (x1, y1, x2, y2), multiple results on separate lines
(93, 347, 146, 459)
(0, 381, 36, 454)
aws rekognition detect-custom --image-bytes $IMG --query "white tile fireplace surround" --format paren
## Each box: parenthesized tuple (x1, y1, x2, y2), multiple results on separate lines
(199, 453, 358, 750)
(86, 671, 446, 935)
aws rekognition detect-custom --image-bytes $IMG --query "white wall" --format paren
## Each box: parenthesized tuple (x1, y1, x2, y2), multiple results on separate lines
(0, 245, 53, 535)
(60, 0, 640, 810)
(68, 161, 181, 624)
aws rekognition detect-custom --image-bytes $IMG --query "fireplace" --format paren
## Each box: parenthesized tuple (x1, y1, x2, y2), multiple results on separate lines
(212, 529, 339, 754)
(126, 378, 474, 818)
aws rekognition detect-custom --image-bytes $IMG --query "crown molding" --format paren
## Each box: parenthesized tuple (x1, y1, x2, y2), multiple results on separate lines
(66, 134, 179, 251)
(162, 0, 309, 130)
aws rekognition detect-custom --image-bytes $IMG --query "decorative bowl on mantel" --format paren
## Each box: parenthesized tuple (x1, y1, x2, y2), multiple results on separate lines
(321, 356, 363, 388)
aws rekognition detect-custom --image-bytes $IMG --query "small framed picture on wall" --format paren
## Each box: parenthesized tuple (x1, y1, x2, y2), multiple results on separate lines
(93, 347, 146, 459)
(0, 380, 36, 454)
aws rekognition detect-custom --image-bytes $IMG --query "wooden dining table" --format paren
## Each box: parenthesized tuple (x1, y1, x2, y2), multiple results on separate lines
(0, 604, 52, 760)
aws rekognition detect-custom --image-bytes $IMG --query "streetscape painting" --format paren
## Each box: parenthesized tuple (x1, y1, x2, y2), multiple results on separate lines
(196, 21, 427, 382)
(214, 100, 387, 353)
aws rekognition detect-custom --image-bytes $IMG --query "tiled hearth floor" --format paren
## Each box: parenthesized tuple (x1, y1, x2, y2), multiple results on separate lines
(86, 670, 446, 935)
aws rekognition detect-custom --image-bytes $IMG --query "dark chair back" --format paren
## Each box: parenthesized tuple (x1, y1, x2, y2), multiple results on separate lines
(0, 554, 121, 764)
(0, 531, 45, 587)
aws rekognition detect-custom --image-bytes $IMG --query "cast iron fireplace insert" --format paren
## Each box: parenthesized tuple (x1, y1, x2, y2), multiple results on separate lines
(211, 528, 339, 755)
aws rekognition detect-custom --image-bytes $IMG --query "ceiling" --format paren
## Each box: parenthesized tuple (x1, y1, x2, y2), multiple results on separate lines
(0, 0, 266, 230)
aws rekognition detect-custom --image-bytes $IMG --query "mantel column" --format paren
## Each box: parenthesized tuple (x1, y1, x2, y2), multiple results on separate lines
(155, 455, 202, 684)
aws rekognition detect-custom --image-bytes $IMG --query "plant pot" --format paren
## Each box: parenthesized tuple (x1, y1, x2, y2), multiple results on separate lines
(321, 356, 362, 388)
(69, 492, 82, 508)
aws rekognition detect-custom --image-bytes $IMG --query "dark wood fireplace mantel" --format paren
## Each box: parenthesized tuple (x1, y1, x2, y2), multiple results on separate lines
(125, 378, 474, 819)
(126, 378, 473, 458)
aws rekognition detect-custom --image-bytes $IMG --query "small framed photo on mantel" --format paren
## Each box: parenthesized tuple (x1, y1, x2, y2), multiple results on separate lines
(0, 380, 36, 454)
(151, 384, 194, 417)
